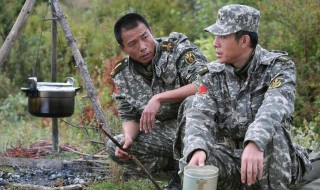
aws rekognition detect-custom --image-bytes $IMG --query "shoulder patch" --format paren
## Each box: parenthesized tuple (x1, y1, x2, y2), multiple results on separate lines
(276, 56, 291, 62)
(161, 41, 174, 52)
(183, 51, 197, 64)
(110, 58, 128, 78)
(197, 65, 209, 76)
(269, 77, 284, 89)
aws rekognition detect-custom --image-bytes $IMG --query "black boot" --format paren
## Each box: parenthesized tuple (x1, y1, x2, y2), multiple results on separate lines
(162, 161, 182, 190)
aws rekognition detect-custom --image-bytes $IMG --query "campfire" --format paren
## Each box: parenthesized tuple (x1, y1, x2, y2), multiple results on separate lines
(0, 140, 110, 189)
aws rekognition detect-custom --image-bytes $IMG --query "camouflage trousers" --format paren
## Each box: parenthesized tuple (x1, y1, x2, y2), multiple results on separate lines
(106, 119, 177, 174)
(174, 96, 311, 190)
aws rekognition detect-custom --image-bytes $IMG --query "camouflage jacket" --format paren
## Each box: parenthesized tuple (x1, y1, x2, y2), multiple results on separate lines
(111, 32, 207, 123)
(183, 45, 297, 158)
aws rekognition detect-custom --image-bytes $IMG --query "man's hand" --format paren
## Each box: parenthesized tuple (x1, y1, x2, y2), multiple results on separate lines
(140, 95, 161, 133)
(188, 150, 206, 166)
(115, 137, 133, 160)
(241, 141, 264, 186)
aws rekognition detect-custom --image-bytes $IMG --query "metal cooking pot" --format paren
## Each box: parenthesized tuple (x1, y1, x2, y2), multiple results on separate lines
(21, 77, 81, 118)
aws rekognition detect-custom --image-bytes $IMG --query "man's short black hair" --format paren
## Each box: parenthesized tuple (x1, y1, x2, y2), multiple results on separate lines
(235, 30, 258, 48)
(114, 13, 151, 46)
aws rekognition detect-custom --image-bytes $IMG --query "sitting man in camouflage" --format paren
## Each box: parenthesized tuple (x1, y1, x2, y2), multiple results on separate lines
(174, 4, 311, 190)
(106, 13, 207, 190)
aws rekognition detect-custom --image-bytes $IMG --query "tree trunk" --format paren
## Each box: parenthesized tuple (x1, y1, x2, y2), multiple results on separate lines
(0, 0, 37, 68)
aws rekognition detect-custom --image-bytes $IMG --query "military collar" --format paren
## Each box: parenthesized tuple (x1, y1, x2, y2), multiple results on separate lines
(234, 48, 255, 77)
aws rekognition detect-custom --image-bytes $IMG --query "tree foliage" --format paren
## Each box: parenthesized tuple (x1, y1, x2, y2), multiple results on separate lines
(257, 0, 320, 131)
(0, 0, 319, 149)
(0, 0, 25, 40)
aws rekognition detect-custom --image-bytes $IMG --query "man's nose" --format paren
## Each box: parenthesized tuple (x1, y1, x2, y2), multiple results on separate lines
(139, 41, 147, 51)
(213, 38, 219, 48)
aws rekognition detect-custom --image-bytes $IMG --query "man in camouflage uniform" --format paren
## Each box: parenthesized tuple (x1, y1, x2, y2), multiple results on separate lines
(106, 13, 207, 190)
(174, 4, 311, 190)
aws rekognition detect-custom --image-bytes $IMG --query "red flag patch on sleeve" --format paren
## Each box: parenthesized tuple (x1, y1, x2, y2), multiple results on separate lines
(115, 86, 119, 94)
(198, 84, 208, 94)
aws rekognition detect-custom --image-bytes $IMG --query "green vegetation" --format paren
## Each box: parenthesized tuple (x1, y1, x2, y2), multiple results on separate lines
(0, 0, 319, 189)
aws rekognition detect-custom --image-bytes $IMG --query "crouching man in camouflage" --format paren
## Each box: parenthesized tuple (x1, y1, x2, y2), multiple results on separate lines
(174, 4, 311, 189)
(106, 13, 207, 190)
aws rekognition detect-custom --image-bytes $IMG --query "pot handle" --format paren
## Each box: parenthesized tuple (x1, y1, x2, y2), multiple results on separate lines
(21, 87, 30, 92)
(21, 87, 38, 97)
(67, 77, 74, 85)
(75, 87, 81, 93)
(28, 77, 37, 89)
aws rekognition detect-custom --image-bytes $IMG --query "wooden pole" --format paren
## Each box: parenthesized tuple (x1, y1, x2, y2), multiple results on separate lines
(0, 0, 37, 68)
(51, 2, 59, 152)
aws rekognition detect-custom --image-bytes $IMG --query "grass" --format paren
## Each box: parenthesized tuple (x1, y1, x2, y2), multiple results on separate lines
(87, 179, 164, 190)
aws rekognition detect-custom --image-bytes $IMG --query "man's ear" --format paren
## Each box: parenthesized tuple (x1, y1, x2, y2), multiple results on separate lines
(241, 35, 250, 47)
(119, 44, 127, 54)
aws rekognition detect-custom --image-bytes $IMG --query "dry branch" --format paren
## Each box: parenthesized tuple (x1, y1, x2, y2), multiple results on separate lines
(0, 0, 37, 68)
(10, 183, 83, 190)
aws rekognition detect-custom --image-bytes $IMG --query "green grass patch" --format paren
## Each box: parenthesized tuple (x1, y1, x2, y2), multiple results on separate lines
(87, 178, 168, 190)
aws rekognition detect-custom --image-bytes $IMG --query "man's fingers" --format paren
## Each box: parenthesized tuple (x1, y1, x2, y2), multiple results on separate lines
(252, 162, 258, 184)
(140, 112, 155, 133)
(258, 160, 263, 180)
(140, 114, 148, 132)
(150, 114, 155, 131)
(241, 160, 247, 184)
(139, 115, 145, 131)
(246, 163, 253, 186)
(115, 147, 128, 158)
(145, 113, 151, 132)
(188, 150, 206, 166)
(198, 159, 205, 167)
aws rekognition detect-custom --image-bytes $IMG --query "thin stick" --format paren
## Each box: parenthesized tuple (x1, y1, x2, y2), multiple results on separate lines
(100, 126, 162, 190)
(51, 1, 162, 189)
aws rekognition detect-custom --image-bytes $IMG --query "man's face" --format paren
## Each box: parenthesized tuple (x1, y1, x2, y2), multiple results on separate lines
(120, 22, 155, 64)
(213, 34, 245, 68)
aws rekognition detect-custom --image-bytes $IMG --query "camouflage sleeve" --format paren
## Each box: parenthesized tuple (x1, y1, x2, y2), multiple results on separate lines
(183, 75, 218, 161)
(116, 96, 140, 123)
(112, 72, 141, 124)
(244, 59, 296, 151)
(171, 34, 207, 85)
(177, 49, 207, 84)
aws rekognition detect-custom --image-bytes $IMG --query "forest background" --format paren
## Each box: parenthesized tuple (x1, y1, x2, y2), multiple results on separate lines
(0, 0, 319, 166)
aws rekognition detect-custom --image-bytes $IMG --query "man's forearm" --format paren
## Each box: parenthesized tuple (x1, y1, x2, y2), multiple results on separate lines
(122, 120, 140, 140)
(154, 83, 197, 103)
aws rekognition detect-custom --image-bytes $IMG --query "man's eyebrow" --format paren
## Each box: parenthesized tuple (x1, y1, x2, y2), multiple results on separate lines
(127, 31, 148, 45)
(141, 31, 148, 36)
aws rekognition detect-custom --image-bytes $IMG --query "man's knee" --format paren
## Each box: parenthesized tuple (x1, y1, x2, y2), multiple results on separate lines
(182, 95, 194, 110)
(106, 139, 116, 156)
(106, 135, 123, 159)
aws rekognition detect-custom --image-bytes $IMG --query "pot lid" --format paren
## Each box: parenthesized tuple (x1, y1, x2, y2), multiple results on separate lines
(21, 77, 81, 98)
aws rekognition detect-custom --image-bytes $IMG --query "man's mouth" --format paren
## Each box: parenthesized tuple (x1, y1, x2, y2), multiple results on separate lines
(141, 52, 152, 60)
(216, 51, 222, 58)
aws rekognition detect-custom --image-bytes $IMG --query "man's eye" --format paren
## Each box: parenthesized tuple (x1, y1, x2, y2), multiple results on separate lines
(128, 42, 135, 47)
